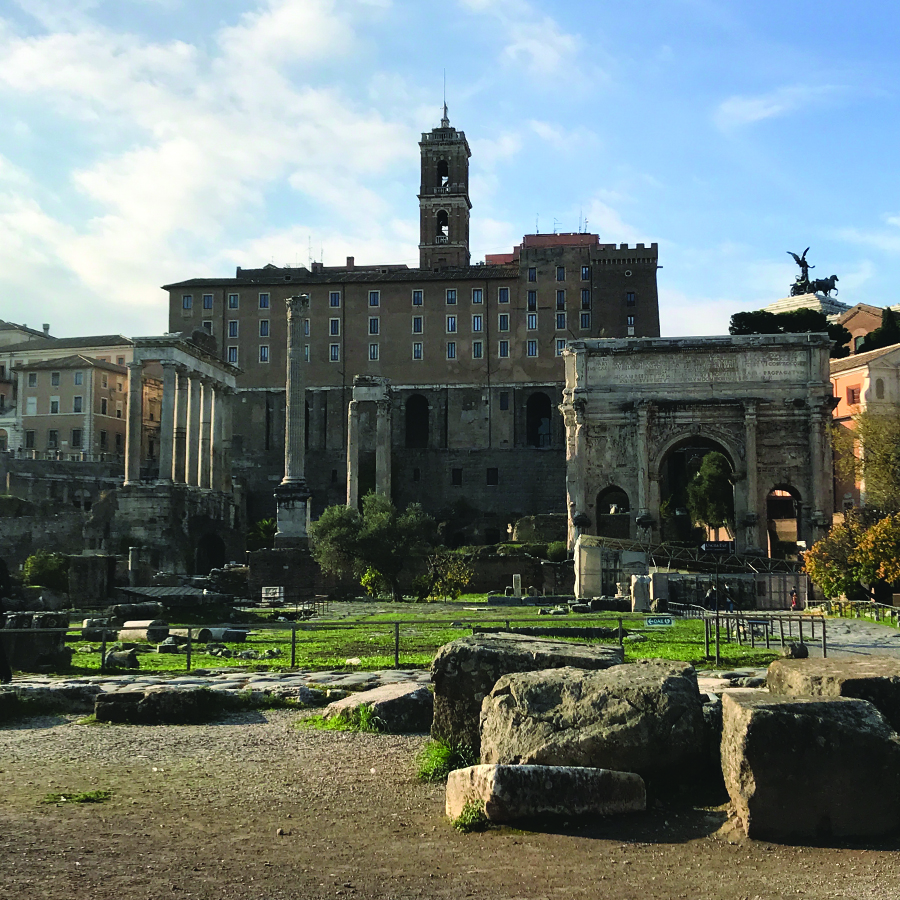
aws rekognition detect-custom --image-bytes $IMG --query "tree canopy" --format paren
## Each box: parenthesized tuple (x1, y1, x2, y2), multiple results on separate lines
(834, 410, 900, 516)
(309, 493, 437, 601)
(686, 451, 734, 536)
(858, 307, 900, 354)
(728, 307, 850, 358)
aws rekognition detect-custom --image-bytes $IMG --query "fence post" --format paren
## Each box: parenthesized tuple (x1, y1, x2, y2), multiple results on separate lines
(704, 617, 710, 659)
(618, 617, 623, 647)
(823, 618, 827, 658)
(100, 631, 107, 674)
(779, 617, 785, 649)
(186, 627, 192, 672)
(715, 612, 720, 667)
(291, 624, 297, 668)
(394, 622, 400, 668)
(799, 617, 803, 645)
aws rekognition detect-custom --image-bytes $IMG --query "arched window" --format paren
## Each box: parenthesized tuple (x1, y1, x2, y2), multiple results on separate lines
(437, 159, 449, 187)
(436, 209, 449, 238)
(876, 377, 885, 399)
(526, 392, 552, 447)
(405, 394, 429, 448)
(595, 486, 631, 539)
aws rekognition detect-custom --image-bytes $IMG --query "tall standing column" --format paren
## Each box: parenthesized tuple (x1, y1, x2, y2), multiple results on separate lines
(743, 400, 761, 553)
(124, 361, 143, 486)
(156, 360, 177, 484)
(199, 377, 213, 490)
(375, 396, 392, 497)
(185, 375, 202, 487)
(809, 401, 828, 543)
(636, 401, 650, 514)
(275, 294, 312, 547)
(346, 399, 360, 508)
(172, 368, 188, 483)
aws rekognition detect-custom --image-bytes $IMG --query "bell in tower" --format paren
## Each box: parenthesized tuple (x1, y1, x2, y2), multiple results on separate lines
(418, 104, 471, 270)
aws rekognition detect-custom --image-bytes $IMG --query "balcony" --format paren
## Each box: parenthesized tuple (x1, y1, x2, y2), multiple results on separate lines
(435, 235, 449, 245)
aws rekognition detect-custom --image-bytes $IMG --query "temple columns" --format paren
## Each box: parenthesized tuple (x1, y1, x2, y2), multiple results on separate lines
(199, 377, 213, 490)
(375, 397, 392, 497)
(156, 360, 178, 484)
(346, 399, 360, 508)
(124, 361, 143, 486)
(185, 375, 202, 487)
(172, 368, 189, 483)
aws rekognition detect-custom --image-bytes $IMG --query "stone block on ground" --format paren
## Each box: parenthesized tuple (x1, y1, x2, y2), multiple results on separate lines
(324, 681, 433, 732)
(721, 691, 900, 841)
(445, 764, 645, 823)
(479, 659, 705, 778)
(767, 656, 900, 732)
(94, 687, 232, 725)
(431, 633, 624, 754)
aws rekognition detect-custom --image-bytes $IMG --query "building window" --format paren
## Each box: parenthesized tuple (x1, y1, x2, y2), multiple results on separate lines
(626, 292, 636, 306)
(527, 290, 537, 311)
(369, 343, 379, 361)
(446, 289, 457, 305)
(446, 315, 457, 333)
(556, 338, 566, 356)
(451, 468, 463, 486)
(498, 313, 509, 332)
(115, 432, 123, 452)
(182, 294, 193, 310)
(73, 396, 83, 413)
(472, 288, 483, 304)
(202, 320, 213, 333)
(580, 312, 591, 330)
(99, 431, 107, 451)
(102, 374, 108, 388)
(50, 397, 60, 414)
(228, 293, 239, 309)
(556, 290, 566, 310)
(499, 391, 509, 410)
(528, 267, 536, 282)
(847, 386, 861, 405)
(228, 347, 238, 364)
(581, 289, 591, 309)
(556, 313, 566, 330)
(329, 291, 341, 307)
(369, 317, 380, 336)
(527, 313, 538, 330)
(304, 318, 310, 337)
(412, 341, 423, 360)
(259, 292, 270, 309)
(51, 371, 60, 387)
(27, 372, 37, 387)
(627, 315, 635, 326)
(25, 430, 35, 450)
(369, 290, 380, 307)
(74, 371, 83, 386)
(472, 314, 483, 332)
(527, 340, 538, 357)
(447, 341, 457, 359)
(486, 467, 499, 486)
(412, 289, 423, 306)
(47, 429, 58, 449)
(499, 340, 509, 358)
(330, 344, 340, 362)
(412, 316, 423, 334)
(412, 467, 421, 482)
(116, 401, 122, 419)
(304, 344, 309, 362)
(468, 337, 483, 360)
(259, 345, 269, 363)
(101, 398, 108, 416)
(259, 319, 270, 337)
(556, 266, 565, 281)
(498, 287, 509, 303)
(71, 429, 82, 449)
(117, 380, 123, 392)
(228, 320, 239, 338)
(581, 265, 590, 280)
(203, 294, 213, 309)
(329, 318, 340, 336)
(116, 356, 125, 366)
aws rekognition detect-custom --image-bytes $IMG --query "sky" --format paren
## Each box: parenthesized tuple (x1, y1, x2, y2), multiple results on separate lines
(1, 0, 899, 340)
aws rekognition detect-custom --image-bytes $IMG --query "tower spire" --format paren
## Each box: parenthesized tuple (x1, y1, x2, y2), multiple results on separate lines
(441, 71, 449, 127)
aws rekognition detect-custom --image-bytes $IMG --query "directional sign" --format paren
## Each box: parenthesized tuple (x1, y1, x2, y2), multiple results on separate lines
(701, 541, 734, 554)
(645, 616, 673, 627)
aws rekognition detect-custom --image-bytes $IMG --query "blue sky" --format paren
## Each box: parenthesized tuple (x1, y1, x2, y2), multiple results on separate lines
(0, 0, 898, 339)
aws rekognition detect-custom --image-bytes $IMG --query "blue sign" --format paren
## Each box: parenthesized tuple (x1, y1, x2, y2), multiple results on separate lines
(645, 616, 673, 627)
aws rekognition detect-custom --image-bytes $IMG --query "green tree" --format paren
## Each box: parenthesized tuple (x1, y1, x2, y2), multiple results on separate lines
(246, 518, 277, 551)
(837, 410, 900, 515)
(728, 307, 851, 358)
(686, 452, 734, 536)
(859, 308, 900, 354)
(309, 493, 436, 601)
(414, 550, 474, 602)
(22, 550, 69, 592)
(804, 510, 880, 600)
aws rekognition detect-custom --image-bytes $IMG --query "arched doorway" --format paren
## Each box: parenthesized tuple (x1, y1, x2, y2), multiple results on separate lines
(195, 533, 226, 575)
(405, 395, 429, 448)
(767, 485, 801, 559)
(659, 437, 734, 543)
(526, 392, 552, 448)
(595, 486, 630, 538)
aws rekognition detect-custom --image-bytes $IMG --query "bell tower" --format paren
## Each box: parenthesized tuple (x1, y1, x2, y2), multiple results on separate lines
(418, 104, 471, 270)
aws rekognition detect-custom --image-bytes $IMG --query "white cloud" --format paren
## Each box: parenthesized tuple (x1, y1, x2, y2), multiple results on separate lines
(715, 84, 841, 129)
(583, 196, 643, 245)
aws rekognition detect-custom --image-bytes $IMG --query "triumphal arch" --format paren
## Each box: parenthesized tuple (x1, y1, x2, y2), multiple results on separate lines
(561, 334, 834, 556)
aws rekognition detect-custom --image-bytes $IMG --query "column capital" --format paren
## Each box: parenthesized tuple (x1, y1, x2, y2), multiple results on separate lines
(286, 294, 310, 318)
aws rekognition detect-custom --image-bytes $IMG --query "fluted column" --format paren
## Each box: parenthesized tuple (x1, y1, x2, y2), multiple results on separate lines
(375, 397, 392, 497)
(636, 401, 650, 514)
(185, 375, 202, 487)
(743, 400, 762, 553)
(199, 377, 213, 490)
(156, 360, 177, 484)
(346, 399, 360, 508)
(124, 361, 143, 486)
(219, 387, 233, 493)
(172, 368, 188, 483)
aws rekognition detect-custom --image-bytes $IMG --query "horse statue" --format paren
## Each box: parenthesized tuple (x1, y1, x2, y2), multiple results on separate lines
(809, 274, 839, 297)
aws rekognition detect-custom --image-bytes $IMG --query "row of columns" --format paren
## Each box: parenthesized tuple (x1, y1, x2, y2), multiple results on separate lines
(346, 394, 392, 508)
(124, 360, 233, 491)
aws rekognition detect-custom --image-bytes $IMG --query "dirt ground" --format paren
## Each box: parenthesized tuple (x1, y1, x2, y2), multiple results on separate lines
(1, 709, 898, 900)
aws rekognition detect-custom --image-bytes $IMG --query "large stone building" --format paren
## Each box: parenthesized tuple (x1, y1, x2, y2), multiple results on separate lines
(164, 110, 661, 539)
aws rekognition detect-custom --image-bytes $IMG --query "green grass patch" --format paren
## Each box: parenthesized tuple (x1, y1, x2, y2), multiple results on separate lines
(417, 739, 478, 782)
(298, 703, 384, 733)
(452, 800, 490, 833)
(43, 789, 112, 804)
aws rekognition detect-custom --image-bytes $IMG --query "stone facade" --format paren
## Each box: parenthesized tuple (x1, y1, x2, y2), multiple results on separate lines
(561, 334, 835, 555)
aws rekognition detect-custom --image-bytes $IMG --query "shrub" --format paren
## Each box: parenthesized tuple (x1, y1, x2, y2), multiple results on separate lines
(546, 541, 568, 563)
(22, 550, 69, 592)
(417, 739, 478, 782)
(452, 800, 490, 833)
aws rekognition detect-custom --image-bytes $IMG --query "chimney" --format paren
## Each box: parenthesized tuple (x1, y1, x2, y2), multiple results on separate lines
(42, 323, 50, 335)
(346, 256, 354, 269)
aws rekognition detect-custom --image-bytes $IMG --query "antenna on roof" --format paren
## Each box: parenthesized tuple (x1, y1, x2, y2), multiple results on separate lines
(536, 213, 539, 234)
(553, 218, 560, 235)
